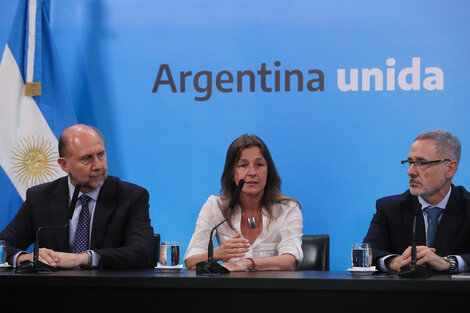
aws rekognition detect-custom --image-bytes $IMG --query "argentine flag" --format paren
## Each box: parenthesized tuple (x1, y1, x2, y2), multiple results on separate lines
(0, 0, 76, 230)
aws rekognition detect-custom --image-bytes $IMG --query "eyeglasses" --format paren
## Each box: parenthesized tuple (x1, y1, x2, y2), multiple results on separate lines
(401, 159, 451, 168)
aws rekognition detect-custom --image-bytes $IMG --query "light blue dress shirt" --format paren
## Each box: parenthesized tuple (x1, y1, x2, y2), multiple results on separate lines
(67, 177, 101, 267)
(379, 188, 467, 272)
(11, 177, 101, 268)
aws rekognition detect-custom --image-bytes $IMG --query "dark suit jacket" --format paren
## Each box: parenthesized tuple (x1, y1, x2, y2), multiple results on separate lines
(0, 176, 155, 269)
(363, 185, 470, 270)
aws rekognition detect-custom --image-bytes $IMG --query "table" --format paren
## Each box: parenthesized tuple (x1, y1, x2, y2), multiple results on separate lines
(1, 269, 469, 312)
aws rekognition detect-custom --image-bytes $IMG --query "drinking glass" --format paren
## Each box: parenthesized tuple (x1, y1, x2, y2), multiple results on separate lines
(160, 241, 180, 266)
(351, 242, 372, 268)
(0, 240, 5, 264)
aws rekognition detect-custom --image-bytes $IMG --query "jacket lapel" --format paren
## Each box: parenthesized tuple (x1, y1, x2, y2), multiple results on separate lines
(403, 194, 426, 247)
(49, 177, 71, 251)
(434, 185, 460, 254)
(90, 176, 116, 249)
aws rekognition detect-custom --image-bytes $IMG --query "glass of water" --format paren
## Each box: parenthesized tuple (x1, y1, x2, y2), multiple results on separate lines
(0, 240, 5, 264)
(160, 241, 180, 266)
(351, 242, 372, 268)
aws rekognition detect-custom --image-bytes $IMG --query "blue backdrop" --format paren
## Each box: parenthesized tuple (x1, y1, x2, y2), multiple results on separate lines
(1, 0, 470, 270)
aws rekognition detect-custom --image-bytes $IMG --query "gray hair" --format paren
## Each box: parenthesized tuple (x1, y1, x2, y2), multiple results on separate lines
(414, 129, 461, 163)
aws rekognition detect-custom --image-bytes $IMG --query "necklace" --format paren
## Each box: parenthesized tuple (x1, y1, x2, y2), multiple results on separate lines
(248, 216, 256, 229)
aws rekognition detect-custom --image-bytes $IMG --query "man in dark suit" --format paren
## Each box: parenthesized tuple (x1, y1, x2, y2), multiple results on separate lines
(0, 124, 155, 269)
(364, 129, 470, 273)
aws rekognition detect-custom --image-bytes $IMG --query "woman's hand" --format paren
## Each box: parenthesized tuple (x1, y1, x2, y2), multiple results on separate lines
(214, 233, 250, 262)
(223, 254, 297, 272)
(222, 258, 252, 272)
(184, 233, 250, 269)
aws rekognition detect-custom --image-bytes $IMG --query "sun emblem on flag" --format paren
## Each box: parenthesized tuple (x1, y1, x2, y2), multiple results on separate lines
(9, 136, 59, 187)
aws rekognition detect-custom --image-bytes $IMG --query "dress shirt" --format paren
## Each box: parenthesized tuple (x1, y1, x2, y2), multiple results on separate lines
(67, 178, 100, 267)
(11, 178, 101, 268)
(379, 188, 467, 272)
(184, 195, 303, 263)
(417, 188, 450, 230)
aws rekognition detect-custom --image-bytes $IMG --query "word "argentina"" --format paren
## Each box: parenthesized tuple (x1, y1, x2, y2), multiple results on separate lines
(152, 62, 324, 101)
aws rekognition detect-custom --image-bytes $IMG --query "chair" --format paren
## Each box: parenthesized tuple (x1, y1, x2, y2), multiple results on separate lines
(154, 233, 160, 266)
(296, 234, 330, 271)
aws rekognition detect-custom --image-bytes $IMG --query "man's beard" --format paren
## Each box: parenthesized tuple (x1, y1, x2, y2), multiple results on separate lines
(70, 170, 107, 190)
(409, 176, 447, 198)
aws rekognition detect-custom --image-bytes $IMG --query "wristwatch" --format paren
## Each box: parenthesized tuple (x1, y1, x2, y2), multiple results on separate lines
(443, 256, 457, 273)
(80, 250, 93, 269)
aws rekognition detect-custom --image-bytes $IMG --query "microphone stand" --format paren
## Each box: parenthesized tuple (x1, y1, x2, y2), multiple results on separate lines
(196, 180, 245, 275)
(398, 213, 433, 278)
(15, 185, 81, 273)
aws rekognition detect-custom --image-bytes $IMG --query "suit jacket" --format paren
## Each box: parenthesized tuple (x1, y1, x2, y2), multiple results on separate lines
(0, 176, 155, 269)
(363, 185, 470, 270)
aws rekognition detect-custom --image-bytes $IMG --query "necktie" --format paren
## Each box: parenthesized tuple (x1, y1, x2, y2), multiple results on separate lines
(424, 206, 442, 248)
(74, 195, 90, 253)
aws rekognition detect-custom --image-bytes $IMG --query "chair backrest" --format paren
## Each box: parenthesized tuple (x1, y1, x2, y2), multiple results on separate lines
(296, 234, 330, 271)
(154, 233, 160, 266)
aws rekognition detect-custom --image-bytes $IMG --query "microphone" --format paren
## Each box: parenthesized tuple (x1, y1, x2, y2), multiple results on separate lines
(16, 185, 81, 273)
(68, 184, 81, 220)
(196, 179, 245, 275)
(398, 211, 433, 278)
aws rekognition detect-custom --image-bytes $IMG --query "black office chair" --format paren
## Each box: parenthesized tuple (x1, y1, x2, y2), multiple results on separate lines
(296, 234, 330, 271)
(154, 233, 160, 266)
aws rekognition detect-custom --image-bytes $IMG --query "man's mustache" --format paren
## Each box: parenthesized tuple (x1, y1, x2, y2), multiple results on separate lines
(409, 177, 421, 184)
(89, 170, 105, 178)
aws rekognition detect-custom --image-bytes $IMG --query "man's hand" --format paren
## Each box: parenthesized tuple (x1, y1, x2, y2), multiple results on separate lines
(17, 249, 89, 268)
(17, 248, 60, 267)
(387, 246, 451, 272)
(54, 251, 89, 268)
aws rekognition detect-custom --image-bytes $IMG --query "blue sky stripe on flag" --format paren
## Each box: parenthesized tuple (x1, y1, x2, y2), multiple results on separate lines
(0, 0, 77, 229)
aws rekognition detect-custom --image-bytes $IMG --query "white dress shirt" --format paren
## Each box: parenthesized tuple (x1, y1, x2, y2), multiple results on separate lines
(184, 195, 304, 263)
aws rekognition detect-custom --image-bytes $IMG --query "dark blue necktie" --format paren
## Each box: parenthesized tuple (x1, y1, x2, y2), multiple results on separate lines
(424, 206, 442, 248)
(74, 195, 90, 253)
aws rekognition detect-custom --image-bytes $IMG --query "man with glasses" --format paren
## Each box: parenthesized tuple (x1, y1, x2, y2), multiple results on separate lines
(364, 130, 470, 273)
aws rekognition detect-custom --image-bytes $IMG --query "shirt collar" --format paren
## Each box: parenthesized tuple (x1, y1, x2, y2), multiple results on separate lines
(418, 186, 451, 211)
(67, 176, 101, 202)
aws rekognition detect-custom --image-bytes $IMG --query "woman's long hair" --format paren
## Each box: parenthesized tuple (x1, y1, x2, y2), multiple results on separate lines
(218, 134, 298, 228)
